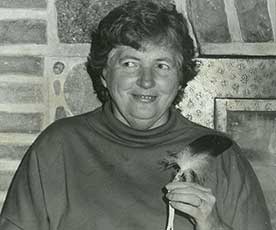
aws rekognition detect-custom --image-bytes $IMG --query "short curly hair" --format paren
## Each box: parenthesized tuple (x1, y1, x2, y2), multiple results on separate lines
(87, 0, 198, 105)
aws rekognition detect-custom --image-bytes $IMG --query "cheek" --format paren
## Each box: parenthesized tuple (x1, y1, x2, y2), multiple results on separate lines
(107, 73, 135, 96)
(160, 76, 180, 95)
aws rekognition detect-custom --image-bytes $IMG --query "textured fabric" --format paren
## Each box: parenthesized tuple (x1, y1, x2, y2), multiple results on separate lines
(0, 102, 272, 230)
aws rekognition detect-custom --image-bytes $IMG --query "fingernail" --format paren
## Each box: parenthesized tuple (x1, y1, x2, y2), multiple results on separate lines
(165, 183, 172, 190)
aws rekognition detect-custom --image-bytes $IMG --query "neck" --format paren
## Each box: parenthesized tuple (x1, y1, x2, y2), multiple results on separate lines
(111, 103, 170, 130)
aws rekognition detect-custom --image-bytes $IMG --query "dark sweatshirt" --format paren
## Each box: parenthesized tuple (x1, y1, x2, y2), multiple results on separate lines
(0, 102, 272, 230)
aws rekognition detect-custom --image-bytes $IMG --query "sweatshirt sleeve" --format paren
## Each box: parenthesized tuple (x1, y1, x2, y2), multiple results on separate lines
(0, 146, 49, 230)
(0, 121, 67, 230)
(215, 143, 272, 230)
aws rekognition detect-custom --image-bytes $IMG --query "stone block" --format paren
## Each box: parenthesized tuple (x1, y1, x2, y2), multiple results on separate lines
(0, 112, 43, 134)
(64, 63, 101, 115)
(187, 0, 231, 43)
(55, 106, 67, 120)
(234, 0, 273, 42)
(0, 56, 44, 76)
(56, 0, 175, 43)
(0, 0, 46, 8)
(0, 82, 43, 103)
(53, 62, 65, 75)
(0, 20, 47, 44)
(0, 145, 28, 160)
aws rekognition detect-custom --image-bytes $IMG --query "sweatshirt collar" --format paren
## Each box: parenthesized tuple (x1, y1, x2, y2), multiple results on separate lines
(102, 101, 178, 145)
(85, 101, 184, 147)
(86, 101, 229, 149)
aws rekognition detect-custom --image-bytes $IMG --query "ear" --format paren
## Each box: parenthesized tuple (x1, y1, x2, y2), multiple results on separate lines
(101, 68, 107, 88)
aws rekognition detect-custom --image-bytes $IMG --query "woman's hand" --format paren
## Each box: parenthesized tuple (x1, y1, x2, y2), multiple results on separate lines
(166, 182, 233, 230)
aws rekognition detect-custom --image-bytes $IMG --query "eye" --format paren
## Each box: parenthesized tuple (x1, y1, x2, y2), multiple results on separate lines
(156, 63, 170, 70)
(121, 61, 138, 68)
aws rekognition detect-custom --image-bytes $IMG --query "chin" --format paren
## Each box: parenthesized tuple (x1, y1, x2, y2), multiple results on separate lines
(127, 113, 167, 130)
(132, 111, 157, 120)
(128, 120, 156, 130)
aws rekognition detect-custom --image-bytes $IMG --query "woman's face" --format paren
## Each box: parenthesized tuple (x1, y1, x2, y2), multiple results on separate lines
(102, 42, 182, 130)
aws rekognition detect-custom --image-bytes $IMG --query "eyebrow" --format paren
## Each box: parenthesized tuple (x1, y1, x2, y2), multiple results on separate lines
(155, 58, 174, 63)
(118, 55, 141, 61)
(118, 55, 175, 63)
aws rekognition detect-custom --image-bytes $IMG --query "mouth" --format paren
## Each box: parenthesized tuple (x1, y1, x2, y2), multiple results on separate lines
(132, 94, 157, 103)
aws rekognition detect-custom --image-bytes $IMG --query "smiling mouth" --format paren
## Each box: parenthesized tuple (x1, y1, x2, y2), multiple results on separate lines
(132, 94, 157, 103)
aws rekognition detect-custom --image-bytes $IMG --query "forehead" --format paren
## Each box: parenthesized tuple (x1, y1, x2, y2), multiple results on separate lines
(107, 43, 182, 64)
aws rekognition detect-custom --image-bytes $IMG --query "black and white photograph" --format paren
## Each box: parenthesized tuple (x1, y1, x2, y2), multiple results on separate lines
(0, 0, 275, 229)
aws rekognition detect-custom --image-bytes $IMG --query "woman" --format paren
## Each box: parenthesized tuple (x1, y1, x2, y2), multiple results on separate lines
(0, 1, 272, 230)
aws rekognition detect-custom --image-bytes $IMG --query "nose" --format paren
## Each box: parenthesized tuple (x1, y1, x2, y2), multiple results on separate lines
(136, 67, 155, 89)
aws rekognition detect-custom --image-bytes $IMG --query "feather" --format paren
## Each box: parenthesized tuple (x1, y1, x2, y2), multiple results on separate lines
(169, 146, 212, 184)
(164, 135, 232, 230)
(165, 147, 212, 230)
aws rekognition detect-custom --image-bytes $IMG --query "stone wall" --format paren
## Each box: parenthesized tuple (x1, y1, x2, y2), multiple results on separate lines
(187, 0, 273, 43)
(0, 0, 275, 228)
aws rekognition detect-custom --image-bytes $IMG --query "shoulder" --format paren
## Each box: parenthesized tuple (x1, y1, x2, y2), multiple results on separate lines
(215, 141, 259, 190)
(214, 142, 272, 229)
(29, 107, 102, 158)
(36, 107, 101, 142)
(173, 109, 251, 172)
(174, 108, 234, 152)
(174, 108, 222, 135)
(219, 142, 250, 172)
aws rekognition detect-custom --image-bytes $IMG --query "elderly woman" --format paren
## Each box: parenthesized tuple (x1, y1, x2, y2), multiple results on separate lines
(0, 1, 272, 230)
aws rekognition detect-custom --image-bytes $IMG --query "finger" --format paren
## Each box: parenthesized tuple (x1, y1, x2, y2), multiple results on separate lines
(166, 186, 215, 204)
(166, 182, 212, 193)
(169, 201, 199, 219)
(168, 190, 216, 217)
(166, 192, 202, 207)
